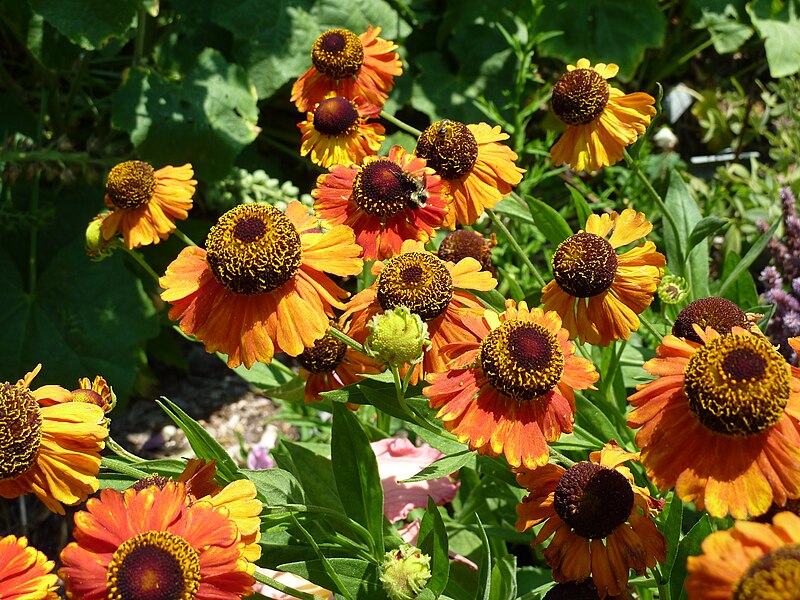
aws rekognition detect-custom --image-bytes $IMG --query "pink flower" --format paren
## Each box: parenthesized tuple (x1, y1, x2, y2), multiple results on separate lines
(370, 437, 459, 523)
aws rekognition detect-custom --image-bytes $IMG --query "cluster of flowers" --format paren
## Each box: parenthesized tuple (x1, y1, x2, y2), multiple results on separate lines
(40, 23, 800, 600)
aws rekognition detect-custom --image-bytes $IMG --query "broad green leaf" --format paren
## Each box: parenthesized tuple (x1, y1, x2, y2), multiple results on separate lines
(323, 379, 415, 422)
(472, 289, 508, 312)
(493, 197, 534, 226)
(233, 360, 297, 390)
(574, 393, 620, 448)
(694, 5, 754, 54)
(418, 499, 450, 596)
(331, 403, 385, 555)
(717, 219, 779, 297)
(748, 0, 800, 77)
(525, 196, 573, 246)
(536, 0, 666, 76)
(112, 49, 259, 180)
(279, 558, 386, 600)
(156, 397, 240, 482)
(687, 216, 729, 253)
(489, 555, 517, 600)
(28, 0, 137, 50)
(277, 441, 345, 514)
(242, 468, 305, 505)
(400, 450, 476, 483)
(669, 514, 712, 600)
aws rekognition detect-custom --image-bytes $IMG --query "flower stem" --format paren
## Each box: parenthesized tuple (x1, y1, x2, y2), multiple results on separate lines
(390, 363, 442, 436)
(327, 326, 367, 355)
(549, 447, 575, 468)
(638, 314, 663, 340)
(486, 208, 546, 288)
(173, 227, 198, 247)
(380, 110, 423, 138)
(106, 436, 146, 463)
(123, 247, 161, 284)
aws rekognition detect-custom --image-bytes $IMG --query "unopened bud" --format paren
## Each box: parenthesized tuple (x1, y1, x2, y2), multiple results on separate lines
(379, 544, 432, 600)
(85, 214, 117, 260)
(365, 306, 430, 366)
(657, 274, 689, 305)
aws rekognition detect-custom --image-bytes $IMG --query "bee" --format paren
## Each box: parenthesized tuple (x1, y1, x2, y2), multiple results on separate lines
(392, 171, 429, 209)
(436, 119, 451, 140)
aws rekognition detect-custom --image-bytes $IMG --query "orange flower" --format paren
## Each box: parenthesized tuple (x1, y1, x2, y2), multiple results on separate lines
(343, 240, 496, 383)
(60, 482, 255, 600)
(160, 201, 363, 368)
(0, 365, 107, 514)
(415, 120, 524, 228)
(628, 331, 800, 519)
(291, 26, 402, 114)
(686, 511, 800, 599)
(313, 145, 448, 260)
(297, 323, 382, 403)
(515, 443, 666, 598)
(549, 59, 655, 172)
(424, 300, 598, 469)
(0, 535, 59, 600)
(541, 208, 665, 346)
(298, 93, 385, 168)
(100, 161, 196, 249)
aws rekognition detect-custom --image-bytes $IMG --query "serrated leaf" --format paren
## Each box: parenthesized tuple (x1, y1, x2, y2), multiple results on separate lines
(242, 468, 305, 505)
(526, 196, 573, 246)
(748, 0, 800, 77)
(277, 441, 345, 514)
(28, 0, 137, 49)
(401, 450, 476, 483)
(418, 498, 450, 596)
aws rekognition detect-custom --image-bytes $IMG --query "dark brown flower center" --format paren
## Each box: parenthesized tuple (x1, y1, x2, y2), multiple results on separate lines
(415, 119, 479, 180)
(553, 462, 634, 539)
(106, 160, 157, 209)
(0, 382, 42, 481)
(552, 232, 618, 298)
(437, 229, 496, 275)
(353, 159, 416, 217)
(479, 321, 564, 401)
(551, 68, 610, 126)
(684, 333, 790, 436)
(107, 531, 200, 600)
(313, 97, 359, 136)
(734, 544, 800, 600)
(129, 475, 172, 491)
(543, 581, 604, 600)
(672, 297, 749, 343)
(311, 29, 364, 79)
(298, 330, 348, 373)
(377, 252, 454, 321)
(205, 204, 302, 295)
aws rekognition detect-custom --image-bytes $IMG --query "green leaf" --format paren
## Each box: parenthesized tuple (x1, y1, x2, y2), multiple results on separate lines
(28, 0, 137, 49)
(568, 187, 593, 226)
(669, 515, 712, 600)
(324, 379, 416, 422)
(489, 555, 517, 600)
(720, 251, 759, 308)
(493, 197, 534, 226)
(418, 499, 450, 596)
(687, 216, 729, 253)
(748, 0, 800, 77)
(233, 360, 297, 390)
(400, 450, 476, 483)
(331, 403, 385, 556)
(276, 441, 345, 514)
(536, 0, 667, 76)
(694, 5, 754, 54)
(156, 397, 240, 482)
(717, 219, 779, 297)
(279, 558, 386, 600)
(573, 393, 619, 447)
(112, 48, 259, 180)
(525, 196, 573, 246)
(474, 515, 492, 600)
(242, 468, 305, 505)
(662, 492, 683, 577)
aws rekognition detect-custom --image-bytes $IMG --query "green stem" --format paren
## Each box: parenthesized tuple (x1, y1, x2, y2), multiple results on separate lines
(133, 5, 147, 67)
(390, 363, 443, 436)
(327, 326, 367, 355)
(380, 110, 422, 137)
(638, 314, 662, 339)
(101, 457, 151, 480)
(252, 571, 327, 600)
(270, 358, 297, 379)
(486, 209, 546, 288)
(173, 227, 197, 247)
(652, 564, 670, 600)
(123, 247, 161, 284)
(623, 148, 681, 250)
(549, 447, 575, 468)
(106, 436, 146, 463)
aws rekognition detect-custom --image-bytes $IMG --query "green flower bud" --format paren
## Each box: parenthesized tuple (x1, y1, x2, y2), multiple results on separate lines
(379, 544, 432, 600)
(85, 214, 118, 260)
(657, 274, 690, 305)
(365, 306, 431, 366)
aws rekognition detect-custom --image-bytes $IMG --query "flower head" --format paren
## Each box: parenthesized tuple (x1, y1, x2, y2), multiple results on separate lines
(424, 300, 598, 469)
(101, 160, 196, 249)
(672, 296, 750, 343)
(686, 511, 800, 599)
(0, 535, 59, 600)
(515, 442, 666, 598)
(0, 365, 107, 514)
(656, 274, 690, 305)
(380, 544, 432, 600)
(298, 93, 385, 168)
(313, 145, 448, 260)
(160, 201, 363, 368)
(628, 329, 800, 518)
(542, 208, 665, 346)
(415, 120, 524, 228)
(60, 482, 255, 600)
(550, 59, 656, 172)
(437, 229, 497, 275)
(291, 26, 402, 114)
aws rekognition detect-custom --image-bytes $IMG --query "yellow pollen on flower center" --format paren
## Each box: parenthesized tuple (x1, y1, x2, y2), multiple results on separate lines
(311, 29, 364, 79)
(377, 252, 454, 322)
(205, 204, 302, 295)
(552, 232, 618, 298)
(734, 543, 800, 600)
(479, 321, 565, 401)
(415, 119, 478, 180)
(107, 531, 200, 600)
(353, 159, 416, 217)
(298, 329, 348, 373)
(313, 97, 359, 136)
(553, 462, 634, 539)
(0, 382, 42, 481)
(551, 68, 610, 126)
(683, 333, 790, 436)
(106, 161, 157, 209)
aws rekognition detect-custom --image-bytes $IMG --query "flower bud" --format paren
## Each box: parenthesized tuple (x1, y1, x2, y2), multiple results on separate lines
(365, 306, 430, 366)
(85, 214, 117, 260)
(379, 544, 432, 600)
(657, 274, 689, 305)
